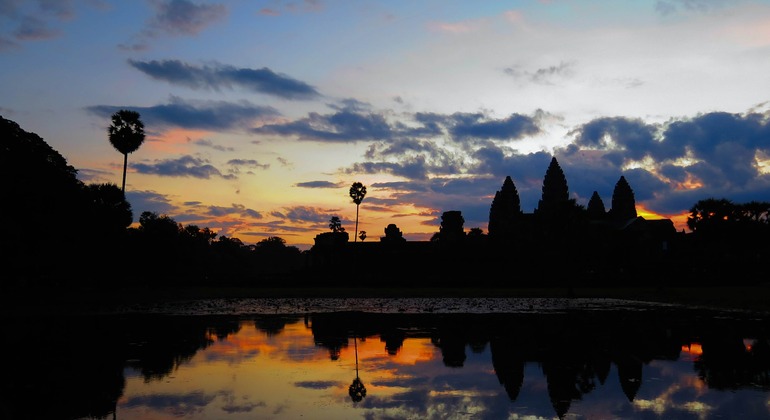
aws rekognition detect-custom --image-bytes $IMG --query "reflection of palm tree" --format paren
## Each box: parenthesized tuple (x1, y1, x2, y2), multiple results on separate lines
(108, 109, 145, 194)
(349, 335, 367, 402)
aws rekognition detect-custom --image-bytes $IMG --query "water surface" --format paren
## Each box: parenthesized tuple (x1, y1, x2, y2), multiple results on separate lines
(3, 298, 769, 419)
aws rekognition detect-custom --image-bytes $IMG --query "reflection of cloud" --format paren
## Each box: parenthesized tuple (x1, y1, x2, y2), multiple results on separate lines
(294, 380, 339, 390)
(121, 391, 216, 416)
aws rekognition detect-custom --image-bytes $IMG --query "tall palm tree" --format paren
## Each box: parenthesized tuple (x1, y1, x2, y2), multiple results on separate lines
(108, 109, 145, 194)
(349, 182, 367, 242)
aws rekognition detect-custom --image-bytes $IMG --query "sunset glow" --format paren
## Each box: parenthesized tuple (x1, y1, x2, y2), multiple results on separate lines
(3, 1, 769, 250)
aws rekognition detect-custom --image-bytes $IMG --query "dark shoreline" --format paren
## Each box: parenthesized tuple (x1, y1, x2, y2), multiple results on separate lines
(4, 285, 770, 316)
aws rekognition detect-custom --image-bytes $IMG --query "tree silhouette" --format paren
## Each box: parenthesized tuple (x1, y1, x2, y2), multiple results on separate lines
(329, 216, 344, 232)
(86, 182, 133, 233)
(349, 182, 367, 242)
(108, 109, 145, 194)
(687, 198, 736, 233)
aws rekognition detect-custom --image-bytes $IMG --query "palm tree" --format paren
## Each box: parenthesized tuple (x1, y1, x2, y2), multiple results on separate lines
(349, 182, 367, 242)
(108, 109, 145, 194)
(329, 216, 344, 232)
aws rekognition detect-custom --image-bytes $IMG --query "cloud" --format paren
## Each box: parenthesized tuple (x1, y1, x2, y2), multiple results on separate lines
(447, 112, 542, 142)
(148, 0, 226, 36)
(297, 105, 770, 234)
(76, 167, 116, 184)
(0, 0, 79, 48)
(203, 203, 262, 219)
(227, 159, 269, 170)
(119, 0, 226, 50)
(655, 0, 731, 16)
(254, 108, 396, 142)
(132, 155, 236, 180)
(125, 189, 179, 222)
(194, 138, 234, 152)
(568, 111, 770, 193)
(85, 96, 280, 131)
(13, 16, 60, 40)
(254, 104, 541, 144)
(128, 59, 321, 100)
(270, 206, 337, 225)
(504, 61, 576, 85)
(257, 0, 323, 16)
(556, 110, 770, 215)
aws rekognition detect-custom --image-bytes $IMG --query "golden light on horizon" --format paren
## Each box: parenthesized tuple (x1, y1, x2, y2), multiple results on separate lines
(637, 205, 690, 232)
(681, 343, 703, 356)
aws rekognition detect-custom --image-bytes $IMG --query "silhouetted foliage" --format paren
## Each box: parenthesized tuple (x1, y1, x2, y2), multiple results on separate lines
(329, 216, 344, 232)
(86, 183, 133, 232)
(108, 109, 145, 193)
(1, 115, 135, 287)
(683, 198, 770, 283)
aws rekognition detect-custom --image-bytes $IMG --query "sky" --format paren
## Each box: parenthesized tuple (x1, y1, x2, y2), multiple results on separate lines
(2, 0, 769, 251)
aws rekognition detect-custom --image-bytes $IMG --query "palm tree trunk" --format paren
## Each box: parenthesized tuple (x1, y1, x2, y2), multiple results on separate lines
(121, 152, 128, 194)
(354, 204, 360, 242)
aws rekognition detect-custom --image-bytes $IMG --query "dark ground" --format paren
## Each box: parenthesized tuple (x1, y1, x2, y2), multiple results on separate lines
(3, 285, 770, 316)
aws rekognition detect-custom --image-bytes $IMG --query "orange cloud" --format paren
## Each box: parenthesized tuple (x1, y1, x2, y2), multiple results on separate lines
(148, 128, 211, 153)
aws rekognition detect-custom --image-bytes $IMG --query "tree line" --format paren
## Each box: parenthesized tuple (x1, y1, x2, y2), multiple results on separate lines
(2, 113, 768, 290)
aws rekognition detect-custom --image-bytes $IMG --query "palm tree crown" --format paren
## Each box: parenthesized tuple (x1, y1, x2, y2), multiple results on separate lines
(108, 109, 145, 193)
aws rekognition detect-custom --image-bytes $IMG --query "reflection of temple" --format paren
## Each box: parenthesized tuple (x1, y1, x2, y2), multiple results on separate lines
(8, 310, 769, 419)
(305, 310, 770, 419)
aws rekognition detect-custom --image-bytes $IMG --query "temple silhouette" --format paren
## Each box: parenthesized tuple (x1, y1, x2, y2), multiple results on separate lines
(310, 157, 684, 286)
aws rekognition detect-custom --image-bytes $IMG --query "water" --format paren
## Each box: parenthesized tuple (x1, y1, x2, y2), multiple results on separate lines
(2, 298, 769, 419)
